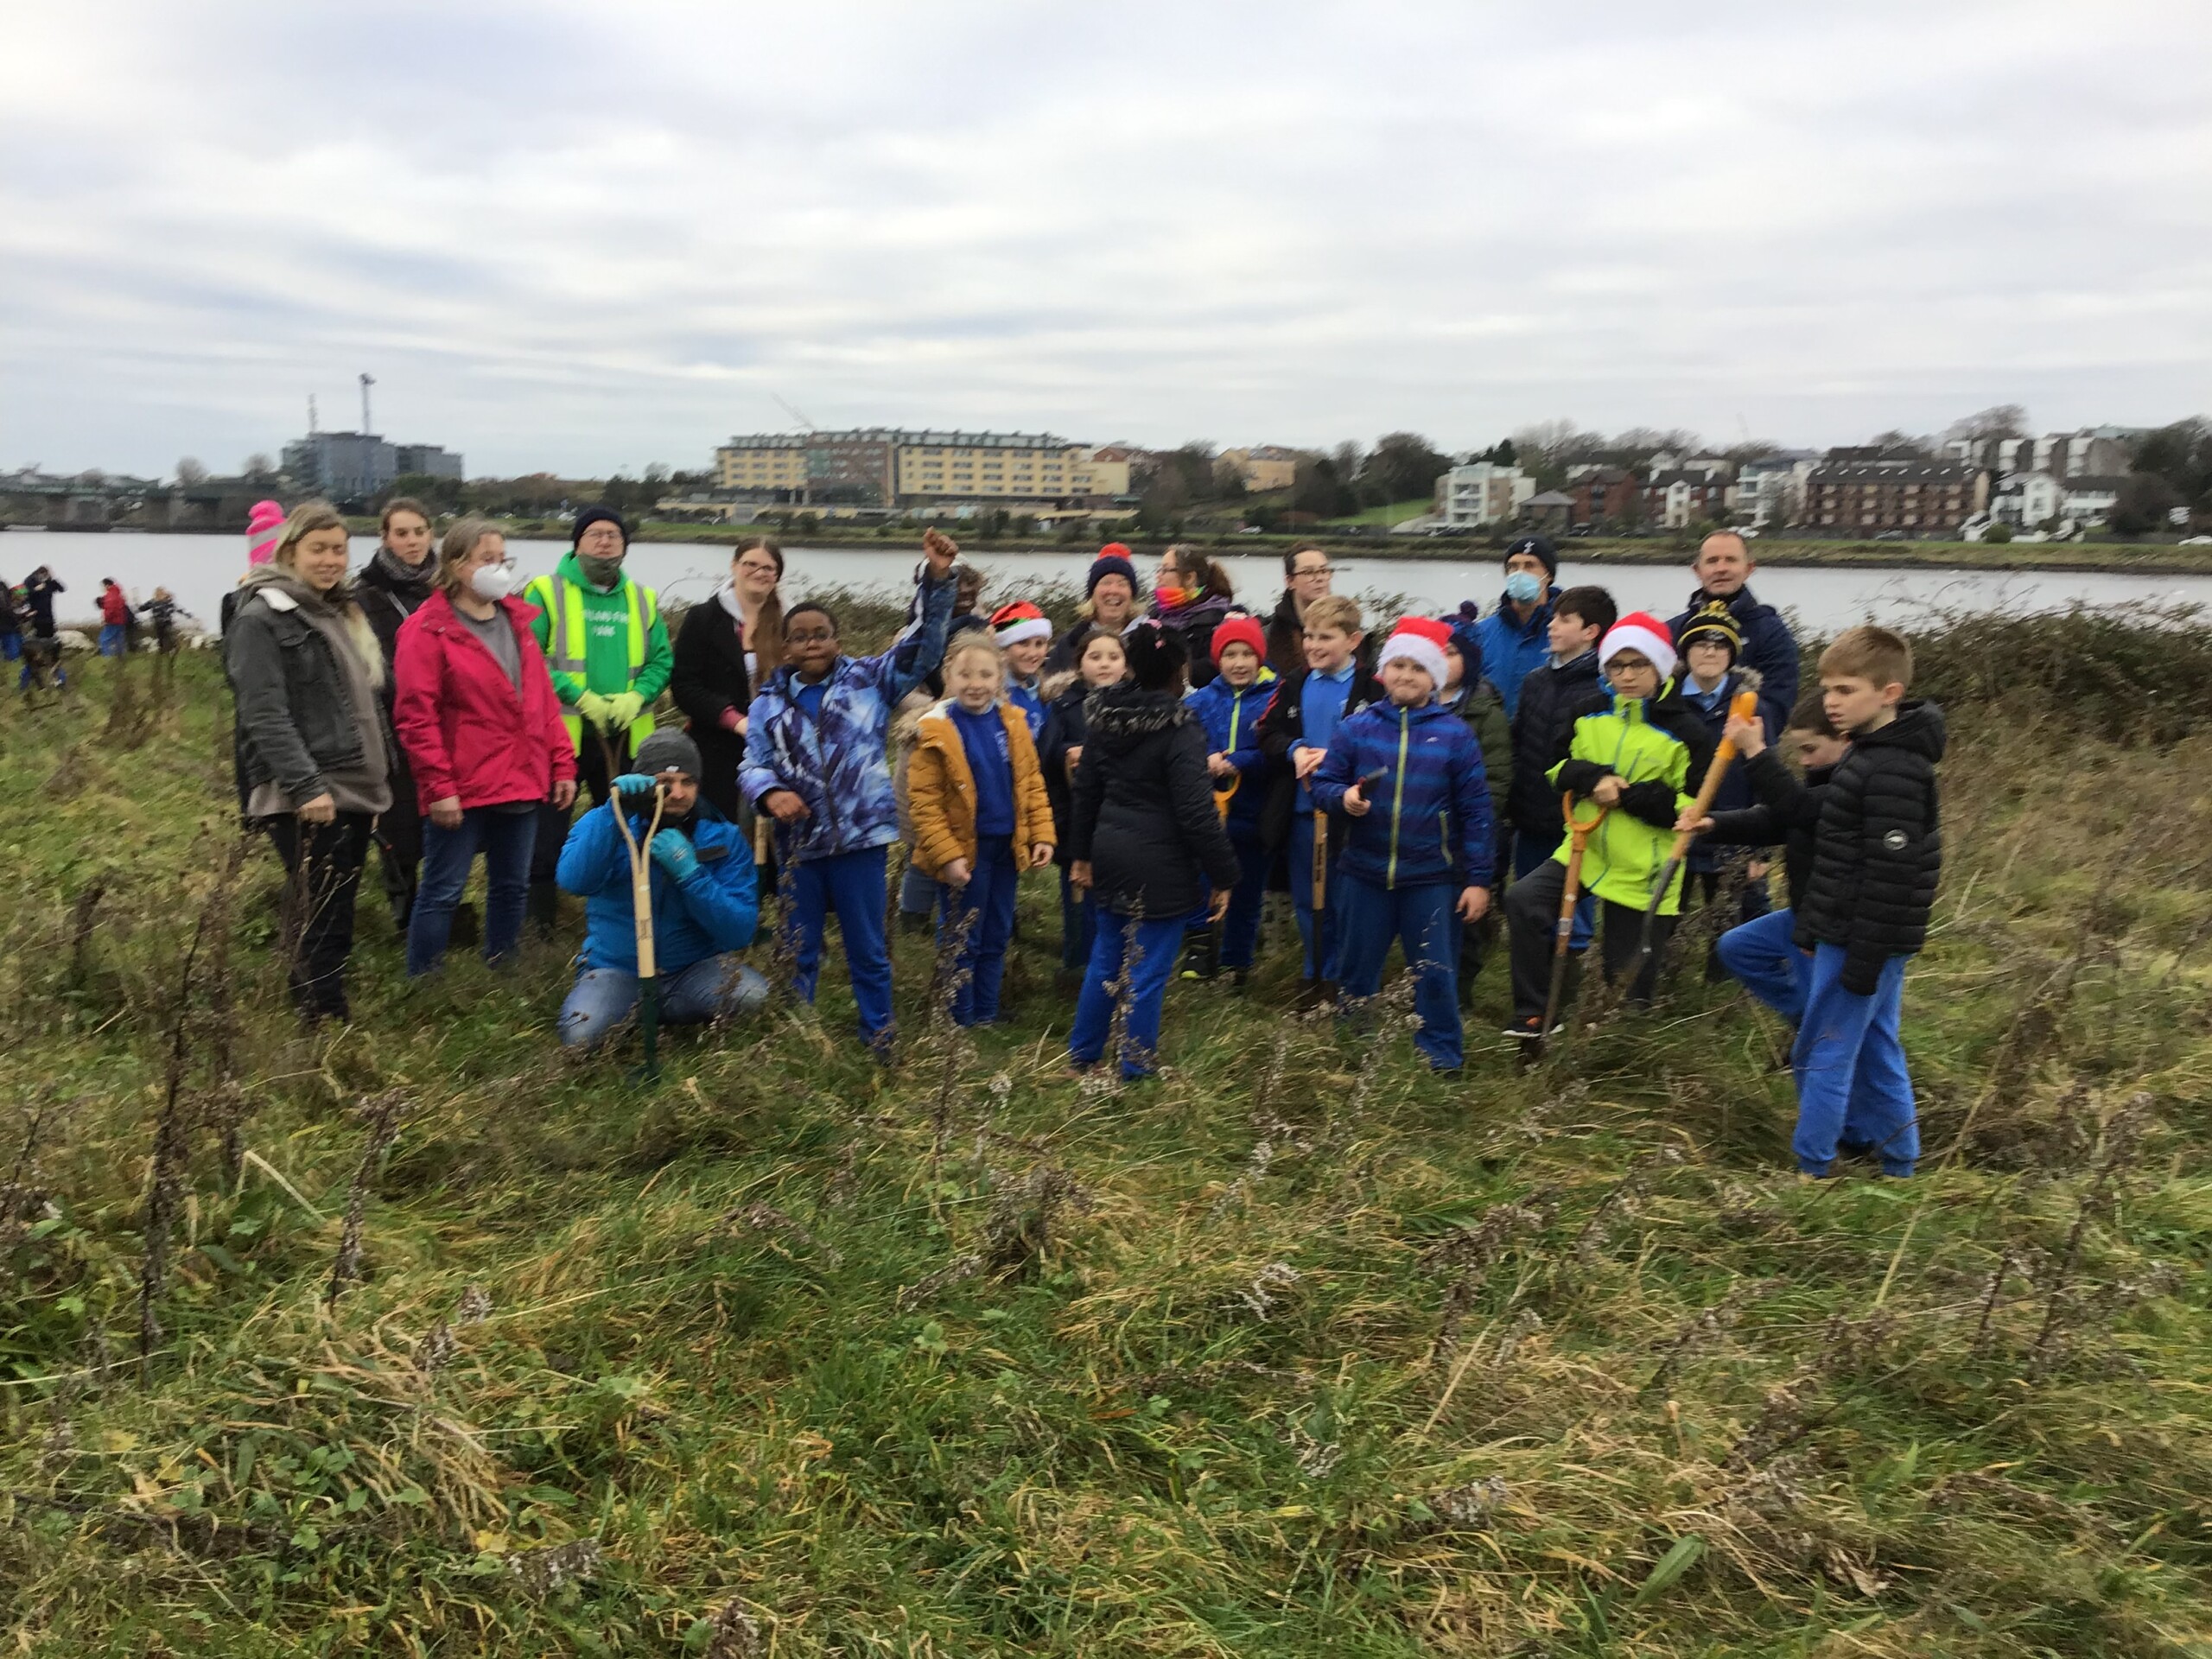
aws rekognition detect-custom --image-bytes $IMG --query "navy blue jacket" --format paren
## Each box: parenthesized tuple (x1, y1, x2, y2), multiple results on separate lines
(1310, 699, 1494, 890)
(1669, 585, 1797, 741)
(1183, 666, 1279, 831)
(1674, 669, 1763, 868)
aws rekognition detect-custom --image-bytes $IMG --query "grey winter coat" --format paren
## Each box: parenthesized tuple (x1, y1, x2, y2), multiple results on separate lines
(225, 571, 393, 813)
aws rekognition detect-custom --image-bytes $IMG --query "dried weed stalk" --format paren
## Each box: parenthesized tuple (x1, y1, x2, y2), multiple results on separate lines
(327, 1090, 412, 1304)
(704, 1599, 767, 1659)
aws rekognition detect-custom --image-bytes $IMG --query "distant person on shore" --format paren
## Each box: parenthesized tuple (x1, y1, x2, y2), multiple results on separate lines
(97, 579, 132, 656)
(1046, 547, 1140, 674)
(742, 529, 961, 1054)
(391, 518, 576, 976)
(522, 506, 673, 931)
(0, 575, 20, 663)
(1151, 544, 1236, 687)
(1263, 543, 1336, 679)
(358, 498, 438, 929)
(20, 566, 63, 641)
(16, 569, 65, 693)
(556, 731, 768, 1051)
(138, 588, 192, 653)
(1471, 536, 1560, 721)
(1669, 530, 1797, 739)
(224, 502, 393, 1025)
(671, 535, 786, 823)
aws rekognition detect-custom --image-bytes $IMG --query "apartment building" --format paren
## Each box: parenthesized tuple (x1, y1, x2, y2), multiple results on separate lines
(1218, 445, 1303, 493)
(1435, 460, 1535, 527)
(714, 429, 1130, 509)
(1803, 449, 1990, 536)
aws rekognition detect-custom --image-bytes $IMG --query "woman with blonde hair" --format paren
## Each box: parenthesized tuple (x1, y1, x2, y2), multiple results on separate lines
(224, 501, 393, 1023)
(391, 518, 576, 976)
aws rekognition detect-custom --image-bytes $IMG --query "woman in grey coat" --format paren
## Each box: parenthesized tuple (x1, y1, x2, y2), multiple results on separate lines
(225, 501, 394, 1023)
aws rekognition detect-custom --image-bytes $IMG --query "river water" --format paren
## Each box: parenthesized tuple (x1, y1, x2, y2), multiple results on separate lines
(10, 530, 2209, 636)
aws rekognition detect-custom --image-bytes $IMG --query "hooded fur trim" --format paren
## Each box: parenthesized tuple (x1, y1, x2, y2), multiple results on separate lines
(1085, 684, 1190, 743)
(238, 564, 385, 691)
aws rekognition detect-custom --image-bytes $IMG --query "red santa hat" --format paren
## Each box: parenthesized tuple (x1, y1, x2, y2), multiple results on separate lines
(989, 601, 1052, 647)
(1378, 614, 1452, 693)
(1599, 611, 1677, 682)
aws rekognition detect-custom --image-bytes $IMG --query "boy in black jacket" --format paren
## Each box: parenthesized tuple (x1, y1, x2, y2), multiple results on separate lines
(1783, 626, 1943, 1180)
(1682, 690, 1847, 1027)
(1507, 585, 1615, 880)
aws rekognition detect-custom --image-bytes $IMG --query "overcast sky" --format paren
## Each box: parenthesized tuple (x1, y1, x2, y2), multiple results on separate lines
(5, 0, 2209, 480)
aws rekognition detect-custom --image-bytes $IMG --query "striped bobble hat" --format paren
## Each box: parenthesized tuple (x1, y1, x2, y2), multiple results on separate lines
(989, 601, 1052, 646)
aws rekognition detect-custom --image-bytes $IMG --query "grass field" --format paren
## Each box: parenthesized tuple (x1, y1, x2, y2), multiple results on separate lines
(4, 607, 2212, 1656)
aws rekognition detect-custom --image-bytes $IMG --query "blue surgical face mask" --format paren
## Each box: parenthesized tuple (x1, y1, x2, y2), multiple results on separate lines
(1503, 569, 1545, 605)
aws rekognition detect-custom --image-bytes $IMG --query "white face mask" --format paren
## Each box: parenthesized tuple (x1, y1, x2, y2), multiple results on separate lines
(468, 563, 518, 602)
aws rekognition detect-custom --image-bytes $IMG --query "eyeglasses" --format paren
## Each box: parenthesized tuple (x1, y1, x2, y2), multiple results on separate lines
(1293, 563, 1333, 579)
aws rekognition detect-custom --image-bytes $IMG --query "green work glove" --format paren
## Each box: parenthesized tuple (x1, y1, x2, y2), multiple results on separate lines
(649, 830, 700, 882)
(604, 690, 645, 731)
(575, 690, 614, 728)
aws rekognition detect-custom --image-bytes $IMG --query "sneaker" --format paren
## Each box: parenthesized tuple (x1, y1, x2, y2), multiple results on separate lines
(1503, 1014, 1562, 1040)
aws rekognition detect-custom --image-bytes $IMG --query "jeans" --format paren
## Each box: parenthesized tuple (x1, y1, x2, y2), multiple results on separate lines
(1068, 910, 1193, 1078)
(899, 858, 942, 919)
(1058, 868, 1097, 972)
(789, 845, 894, 1045)
(1715, 906, 1808, 1024)
(405, 805, 537, 976)
(98, 623, 127, 656)
(1288, 810, 1340, 981)
(1335, 874, 1463, 1069)
(943, 834, 1019, 1025)
(1505, 858, 1674, 1020)
(1793, 944, 1918, 1177)
(558, 954, 770, 1050)
(264, 811, 373, 1019)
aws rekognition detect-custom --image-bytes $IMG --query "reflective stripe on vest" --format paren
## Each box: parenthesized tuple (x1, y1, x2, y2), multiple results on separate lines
(535, 574, 658, 683)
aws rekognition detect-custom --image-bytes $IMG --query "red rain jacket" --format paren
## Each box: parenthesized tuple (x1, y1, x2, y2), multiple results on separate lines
(392, 590, 575, 813)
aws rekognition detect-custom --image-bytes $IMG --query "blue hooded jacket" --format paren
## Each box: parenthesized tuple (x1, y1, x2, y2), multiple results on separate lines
(557, 800, 760, 974)
(1310, 697, 1494, 890)
(1471, 588, 1558, 720)
(1182, 664, 1279, 829)
(741, 569, 957, 862)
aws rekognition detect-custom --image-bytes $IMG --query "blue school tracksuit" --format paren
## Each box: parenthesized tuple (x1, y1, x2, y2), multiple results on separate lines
(1183, 667, 1278, 969)
(1311, 698, 1494, 1070)
(1292, 663, 1357, 980)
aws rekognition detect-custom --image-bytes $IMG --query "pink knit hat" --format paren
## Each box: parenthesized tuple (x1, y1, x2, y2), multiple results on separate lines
(246, 499, 286, 566)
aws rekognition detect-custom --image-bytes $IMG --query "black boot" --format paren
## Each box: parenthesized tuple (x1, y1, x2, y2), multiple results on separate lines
(1179, 929, 1219, 982)
(527, 881, 560, 934)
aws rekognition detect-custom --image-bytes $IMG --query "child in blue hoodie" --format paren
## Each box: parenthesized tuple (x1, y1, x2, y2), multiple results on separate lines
(1179, 611, 1279, 984)
(1311, 617, 1495, 1071)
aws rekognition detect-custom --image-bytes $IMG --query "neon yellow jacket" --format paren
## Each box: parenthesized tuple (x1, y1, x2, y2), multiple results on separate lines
(1545, 690, 1713, 914)
(524, 551, 672, 753)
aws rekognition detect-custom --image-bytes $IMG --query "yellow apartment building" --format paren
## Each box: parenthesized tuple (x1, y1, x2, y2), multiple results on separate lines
(1219, 445, 1303, 493)
(715, 429, 1131, 508)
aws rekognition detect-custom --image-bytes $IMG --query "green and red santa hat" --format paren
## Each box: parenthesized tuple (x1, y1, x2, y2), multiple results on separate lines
(989, 601, 1052, 648)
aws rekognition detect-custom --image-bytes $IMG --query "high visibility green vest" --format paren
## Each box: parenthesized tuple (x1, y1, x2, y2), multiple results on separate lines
(527, 571, 660, 753)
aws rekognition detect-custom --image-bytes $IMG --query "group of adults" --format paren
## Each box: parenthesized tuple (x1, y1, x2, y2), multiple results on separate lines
(219, 493, 1795, 1042)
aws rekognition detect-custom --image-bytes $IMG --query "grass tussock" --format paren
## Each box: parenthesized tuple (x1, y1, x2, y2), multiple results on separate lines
(2, 614, 2211, 1656)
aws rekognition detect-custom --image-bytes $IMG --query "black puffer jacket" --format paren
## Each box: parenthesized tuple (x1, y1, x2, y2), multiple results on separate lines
(1792, 702, 1946, 992)
(1037, 674, 1091, 867)
(1704, 748, 1835, 905)
(1067, 683, 1240, 919)
(1507, 650, 1602, 836)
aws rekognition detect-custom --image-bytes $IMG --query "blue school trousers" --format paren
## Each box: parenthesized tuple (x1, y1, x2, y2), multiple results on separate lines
(1334, 873, 1463, 1070)
(1219, 819, 1269, 971)
(943, 834, 1018, 1026)
(790, 845, 894, 1046)
(1792, 944, 1918, 1178)
(1068, 910, 1192, 1079)
(1715, 906, 1808, 1024)
(1288, 810, 1340, 981)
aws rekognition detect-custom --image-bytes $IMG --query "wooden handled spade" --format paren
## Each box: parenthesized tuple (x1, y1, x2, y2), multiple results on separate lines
(1636, 686, 1762, 969)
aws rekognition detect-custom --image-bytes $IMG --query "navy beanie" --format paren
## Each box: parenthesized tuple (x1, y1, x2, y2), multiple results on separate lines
(1504, 534, 1558, 580)
(571, 505, 631, 550)
(1441, 607, 1484, 683)
(1086, 551, 1139, 597)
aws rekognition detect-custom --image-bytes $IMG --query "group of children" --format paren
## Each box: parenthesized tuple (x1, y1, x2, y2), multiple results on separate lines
(728, 542, 1942, 1180)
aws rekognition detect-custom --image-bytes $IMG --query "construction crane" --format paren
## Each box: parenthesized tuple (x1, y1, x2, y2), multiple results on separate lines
(359, 373, 377, 435)
(772, 392, 817, 432)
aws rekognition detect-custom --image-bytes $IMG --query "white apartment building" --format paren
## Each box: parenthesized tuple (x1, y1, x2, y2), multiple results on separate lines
(1436, 461, 1535, 527)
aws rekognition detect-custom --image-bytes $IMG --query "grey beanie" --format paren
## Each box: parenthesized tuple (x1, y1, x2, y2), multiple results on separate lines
(632, 728, 701, 779)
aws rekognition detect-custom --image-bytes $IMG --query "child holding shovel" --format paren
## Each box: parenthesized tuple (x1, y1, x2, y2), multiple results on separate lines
(1503, 613, 1713, 1039)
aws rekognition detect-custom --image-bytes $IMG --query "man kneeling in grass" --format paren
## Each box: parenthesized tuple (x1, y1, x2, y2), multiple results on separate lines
(556, 730, 767, 1050)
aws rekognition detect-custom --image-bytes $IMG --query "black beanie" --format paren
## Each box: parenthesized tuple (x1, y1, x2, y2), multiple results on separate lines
(1123, 619, 1189, 691)
(1504, 534, 1559, 580)
(571, 505, 631, 550)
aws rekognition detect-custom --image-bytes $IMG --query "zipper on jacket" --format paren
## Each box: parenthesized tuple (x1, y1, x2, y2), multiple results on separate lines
(1386, 707, 1409, 887)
